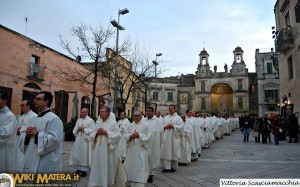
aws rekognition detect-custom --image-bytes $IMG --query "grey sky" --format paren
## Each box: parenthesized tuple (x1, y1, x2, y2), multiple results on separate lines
(0, 0, 276, 77)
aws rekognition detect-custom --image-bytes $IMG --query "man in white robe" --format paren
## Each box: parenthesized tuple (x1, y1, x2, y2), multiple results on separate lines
(144, 107, 163, 183)
(88, 106, 126, 187)
(118, 112, 131, 161)
(160, 105, 184, 172)
(20, 91, 63, 174)
(186, 110, 201, 161)
(0, 91, 18, 173)
(178, 114, 192, 166)
(155, 111, 164, 125)
(16, 100, 37, 172)
(124, 111, 151, 187)
(201, 114, 212, 149)
(69, 108, 95, 177)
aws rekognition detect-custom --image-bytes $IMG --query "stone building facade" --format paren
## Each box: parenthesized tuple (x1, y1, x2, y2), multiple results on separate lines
(255, 48, 280, 117)
(274, 0, 300, 119)
(150, 47, 256, 116)
(0, 25, 109, 122)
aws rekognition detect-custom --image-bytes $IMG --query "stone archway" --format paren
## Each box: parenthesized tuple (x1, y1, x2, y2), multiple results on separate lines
(210, 83, 233, 115)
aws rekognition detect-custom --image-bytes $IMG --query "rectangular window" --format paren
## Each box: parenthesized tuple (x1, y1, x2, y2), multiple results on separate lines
(238, 79, 242, 90)
(30, 55, 40, 78)
(201, 98, 206, 109)
(264, 90, 278, 103)
(267, 63, 273, 74)
(153, 92, 159, 101)
(181, 95, 187, 103)
(238, 97, 243, 109)
(250, 102, 256, 109)
(285, 11, 290, 27)
(288, 56, 293, 80)
(250, 85, 255, 93)
(167, 92, 173, 101)
(31, 55, 39, 64)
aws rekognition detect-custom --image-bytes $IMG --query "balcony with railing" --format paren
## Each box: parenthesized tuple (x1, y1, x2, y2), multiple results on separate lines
(275, 27, 294, 52)
(264, 97, 279, 104)
(27, 62, 45, 81)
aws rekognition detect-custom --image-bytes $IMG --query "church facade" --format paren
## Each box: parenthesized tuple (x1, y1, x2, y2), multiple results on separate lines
(151, 47, 256, 116)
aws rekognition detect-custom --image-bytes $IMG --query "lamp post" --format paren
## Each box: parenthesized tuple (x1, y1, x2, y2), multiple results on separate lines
(152, 53, 162, 105)
(110, 8, 129, 115)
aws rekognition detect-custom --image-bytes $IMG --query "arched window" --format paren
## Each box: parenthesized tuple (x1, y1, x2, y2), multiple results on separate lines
(238, 97, 243, 109)
(81, 96, 91, 112)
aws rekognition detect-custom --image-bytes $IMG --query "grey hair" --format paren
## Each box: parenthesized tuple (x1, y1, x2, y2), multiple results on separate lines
(102, 106, 111, 113)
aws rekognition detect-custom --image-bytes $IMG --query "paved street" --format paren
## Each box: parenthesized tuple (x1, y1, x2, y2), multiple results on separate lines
(62, 130, 300, 187)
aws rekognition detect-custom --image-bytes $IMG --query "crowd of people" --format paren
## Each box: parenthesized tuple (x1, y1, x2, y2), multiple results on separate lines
(1, 89, 299, 187)
(241, 113, 299, 145)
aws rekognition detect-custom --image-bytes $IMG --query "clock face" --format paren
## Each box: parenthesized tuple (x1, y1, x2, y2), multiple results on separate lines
(235, 65, 243, 73)
(201, 69, 206, 73)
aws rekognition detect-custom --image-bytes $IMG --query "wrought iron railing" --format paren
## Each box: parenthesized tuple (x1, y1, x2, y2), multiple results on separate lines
(27, 62, 45, 81)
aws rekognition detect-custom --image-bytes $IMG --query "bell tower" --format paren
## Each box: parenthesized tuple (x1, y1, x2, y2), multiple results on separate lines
(197, 48, 211, 77)
(231, 46, 247, 74)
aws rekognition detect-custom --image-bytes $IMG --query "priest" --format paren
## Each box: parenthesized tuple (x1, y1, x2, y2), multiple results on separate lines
(117, 112, 131, 162)
(144, 107, 163, 183)
(20, 91, 63, 174)
(0, 91, 18, 173)
(160, 105, 184, 172)
(124, 111, 151, 187)
(16, 100, 37, 172)
(69, 108, 95, 177)
(88, 106, 126, 187)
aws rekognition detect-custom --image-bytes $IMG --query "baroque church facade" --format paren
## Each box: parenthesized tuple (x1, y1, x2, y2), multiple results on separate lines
(152, 46, 254, 116)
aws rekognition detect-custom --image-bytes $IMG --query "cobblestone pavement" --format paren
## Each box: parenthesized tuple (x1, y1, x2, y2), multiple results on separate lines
(62, 130, 300, 187)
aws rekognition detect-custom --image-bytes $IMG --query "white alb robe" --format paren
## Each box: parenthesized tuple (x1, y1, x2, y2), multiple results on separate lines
(0, 106, 18, 173)
(144, 116, 163, 170)
(20, 110, 63, 174)
(69, 116, 95, 168)
(16, 110, 37, 172)
(201, 117, 213, 147)
(117, 118, 131, 159)
(160, 113, 184, 162)
(88, 119, 126, 187)
(187, 116, 202, 157)
(178, 121, 193, 164)
(124, 120, 151, 185)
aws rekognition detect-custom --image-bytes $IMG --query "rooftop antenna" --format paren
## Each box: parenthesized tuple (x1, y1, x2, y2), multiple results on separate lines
(203, 41, 205, 49)
(25, 17, 28, 36)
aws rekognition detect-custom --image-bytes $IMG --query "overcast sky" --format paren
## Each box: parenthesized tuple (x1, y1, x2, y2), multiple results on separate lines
(0, 0, 276, 77)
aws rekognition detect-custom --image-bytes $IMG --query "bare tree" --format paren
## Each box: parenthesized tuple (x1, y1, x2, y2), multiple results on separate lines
(57, 23, 115, 118)
(105, 40, 167, 113)
(55, 23, 166, 117)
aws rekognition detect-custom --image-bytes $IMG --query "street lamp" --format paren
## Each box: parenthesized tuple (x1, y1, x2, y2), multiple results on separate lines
(110, 8, 129, 115)
(152, 53, 162, 105)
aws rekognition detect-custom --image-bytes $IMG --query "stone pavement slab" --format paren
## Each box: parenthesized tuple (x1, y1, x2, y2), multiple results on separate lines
(62, 129, 300, 187)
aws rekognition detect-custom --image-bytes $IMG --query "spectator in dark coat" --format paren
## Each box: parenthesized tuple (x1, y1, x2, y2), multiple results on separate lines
(241, 114, 253, 143)
(270, 117, 282, 145)
(287, 112, 299, 143)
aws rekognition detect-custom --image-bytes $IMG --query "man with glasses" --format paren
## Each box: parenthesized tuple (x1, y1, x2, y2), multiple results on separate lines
(20, 91, 63, 174)
(0, 91, 18, 173)
(144, 107, 163, 183)
(16, 100, 37, 172)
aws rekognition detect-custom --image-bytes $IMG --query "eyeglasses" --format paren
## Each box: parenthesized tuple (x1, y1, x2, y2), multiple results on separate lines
(20, 104, 25, 107)
(34, 97, 44, 101)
